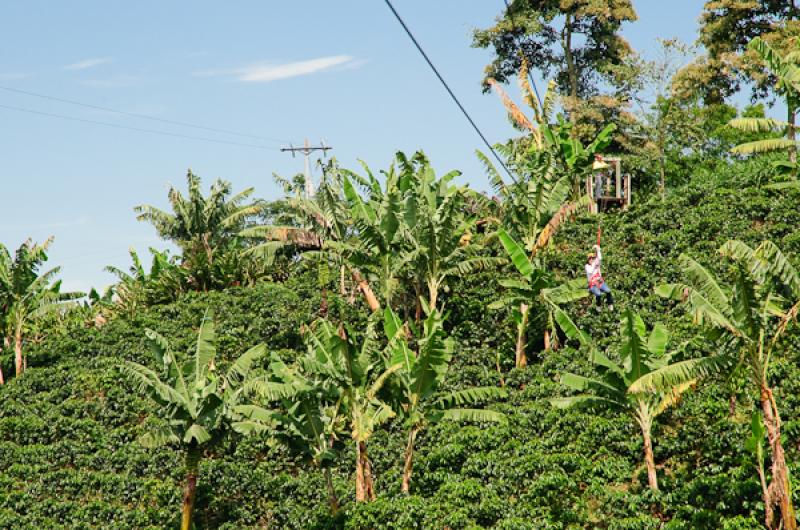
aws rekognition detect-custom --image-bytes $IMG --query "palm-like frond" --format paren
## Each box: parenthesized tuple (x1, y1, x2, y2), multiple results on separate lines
(727, 117, 787, 133)
(731, 138, 800, 155)
(439, 408, 506, 424)
(628, 355, 735, 393)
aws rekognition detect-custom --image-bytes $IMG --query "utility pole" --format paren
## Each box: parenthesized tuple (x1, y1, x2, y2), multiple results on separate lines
(280, 138, 332, 198)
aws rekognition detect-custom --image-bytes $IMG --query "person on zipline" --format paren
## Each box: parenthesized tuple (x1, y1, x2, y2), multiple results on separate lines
(586, 244, 614, 310)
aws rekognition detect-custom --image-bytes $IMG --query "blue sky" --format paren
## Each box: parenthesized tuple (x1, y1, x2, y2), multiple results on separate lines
(1, 1, 712, 292)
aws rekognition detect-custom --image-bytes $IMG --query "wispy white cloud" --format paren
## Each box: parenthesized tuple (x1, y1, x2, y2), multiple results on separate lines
(194, 55, 362, 83)
(64, 58, 112, 71)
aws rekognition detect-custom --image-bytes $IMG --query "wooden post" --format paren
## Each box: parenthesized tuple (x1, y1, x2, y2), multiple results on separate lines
(615, 160, 621, 199)
(625, 174, 632, 209)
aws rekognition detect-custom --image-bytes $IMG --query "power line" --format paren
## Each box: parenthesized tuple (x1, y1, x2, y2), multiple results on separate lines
(0, 84, 287, 143)
(0, 102, 280, 151)
(381, 0, 516, 181)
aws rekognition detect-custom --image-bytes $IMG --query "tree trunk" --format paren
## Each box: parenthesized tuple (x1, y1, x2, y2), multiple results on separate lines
(543, 328, 551, 352)
(641, 423, 659, 491)
(760, 385, 797, 530)
(515, 303, 529, 368)
(401, 426, 420, 494)
(788, 108, 796, 170)
(355, 441, 375, 502)
(426, 278, 440, 314)
(757, 455, 773, 530)
(181, 444, 201, 530)
(363, 443, 375, 501)
(14, 327, 23, 378)
(351, 270, 380, 313)
(414, 288, 423, 323)
(563, 14, 578, 100)
(319, 287, 329, 318)
(324, 467, 339, 513)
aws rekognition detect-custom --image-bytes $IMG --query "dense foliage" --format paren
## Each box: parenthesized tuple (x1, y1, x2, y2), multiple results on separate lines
(1, 158, 800, 528)
(6, 3, 800, 528)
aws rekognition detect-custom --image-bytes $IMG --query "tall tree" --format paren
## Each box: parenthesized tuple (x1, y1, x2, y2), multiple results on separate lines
(635, 241, 800, 529)
(0, 238, 80, 379)
(674, 0, 800, 104)
(473, 0, 637, 138)
(121, 311, 268, 530)
(552, 309, 698, 491)
(473, 0, 637, 99)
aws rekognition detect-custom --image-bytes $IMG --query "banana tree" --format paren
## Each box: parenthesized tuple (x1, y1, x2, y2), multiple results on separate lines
(552, 309, 696, 491)
(0, 238, 82, 379)
(323, 159, 412, 312)
(633, 240, 800, 529)
(105, 247, 182, 315)
(729, 37, 800, 173)
(491, 229, 588, 367)
(242, 162, 354, 300)
(134, 170, 263, 290)
(480, 77, 583, 254)
(303, 318, 401, 501)
(383, 304, 506, 493)
(485, 69, 615, 201)
(400, 153, 502, 316)
(250, 352, 347, 513)
(544, 117, 617, 200)
(120, 310, 268, 530)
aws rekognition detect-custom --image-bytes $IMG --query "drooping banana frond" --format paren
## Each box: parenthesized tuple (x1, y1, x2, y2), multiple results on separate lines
(534, 197, 588, 252)
(728, 117, 787, 133)
(652, 380, 696, 417)
(436, 386, 507, 407)
(731, 138, 800, 155)
(439, 408, 506, 424)
(628, 355, 735, 393)
(138, 424, 180, 449)
(487, 77, 534, 132)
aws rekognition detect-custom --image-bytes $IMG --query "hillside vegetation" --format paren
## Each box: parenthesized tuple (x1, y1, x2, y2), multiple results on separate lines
(1, 158, 799, 529)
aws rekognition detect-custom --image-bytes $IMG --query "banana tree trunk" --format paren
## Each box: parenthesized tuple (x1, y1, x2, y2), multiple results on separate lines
(640, 421, 659, 491)
(515, 303, 529, 368)
(788, 108, 796, 170)
(428, 280, 439, 313)
(14, 326, 23, 378)
(181, 444, 201, 530)
(355, 440, 375, 502)
(324, 467, 339, 513)
(401, 425, 420, 494)
(760, 385, 796, 530)
(351, 270, 380, 313)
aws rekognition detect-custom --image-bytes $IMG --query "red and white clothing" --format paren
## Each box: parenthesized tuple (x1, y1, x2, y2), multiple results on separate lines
(585, 245, 604, 288)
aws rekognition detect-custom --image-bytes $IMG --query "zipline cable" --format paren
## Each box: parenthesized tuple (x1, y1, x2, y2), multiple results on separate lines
(0, 102, 281, 151)
(381, 0, 516, 181)
(0, 84, 287, 143)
